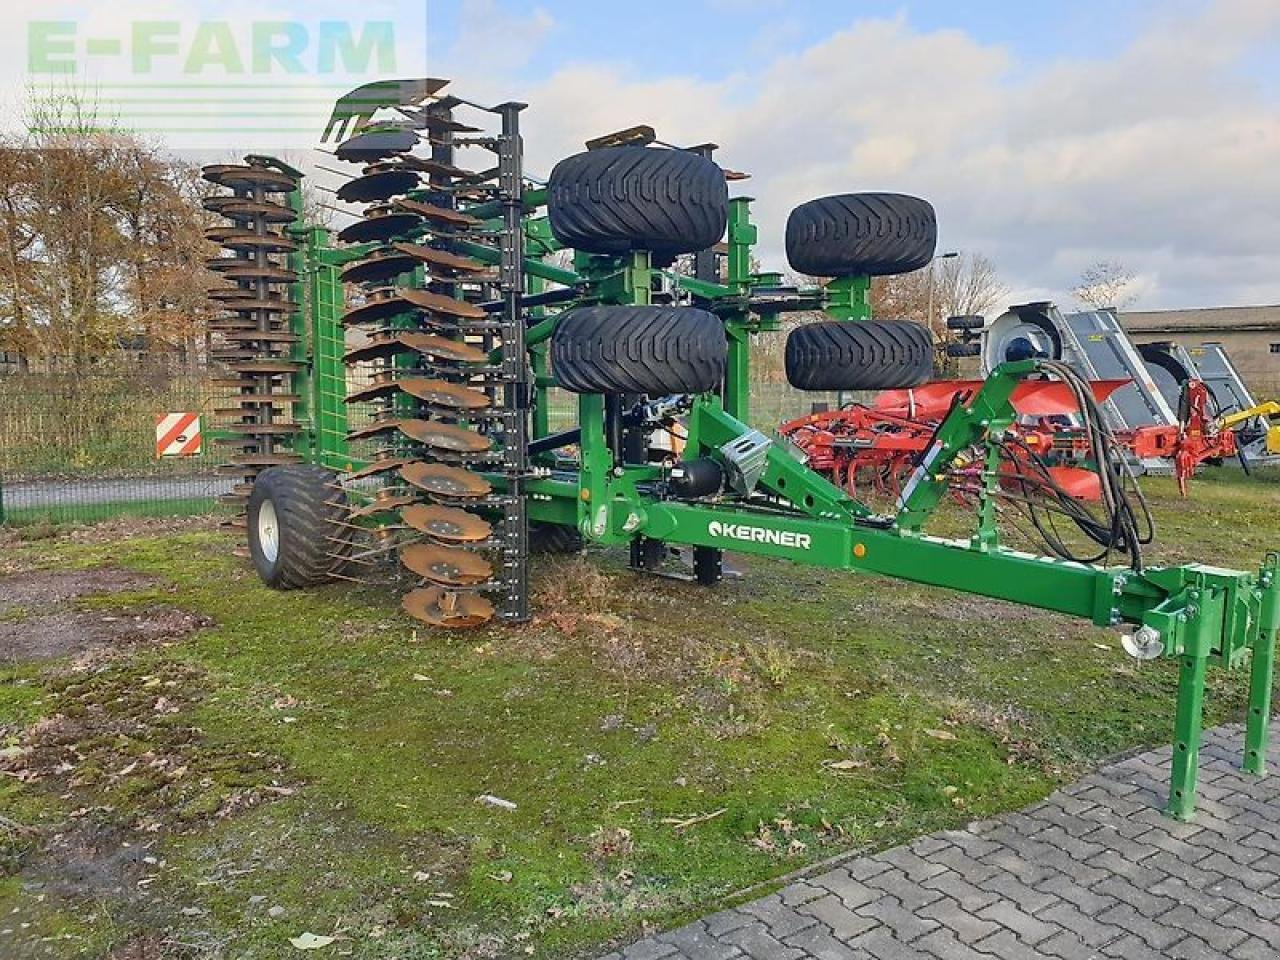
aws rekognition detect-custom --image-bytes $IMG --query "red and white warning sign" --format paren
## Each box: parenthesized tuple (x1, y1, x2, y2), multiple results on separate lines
(155, 412, 203, 458)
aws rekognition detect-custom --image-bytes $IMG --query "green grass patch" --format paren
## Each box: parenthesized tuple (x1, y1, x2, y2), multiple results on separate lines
(0, 472, 1276, 957)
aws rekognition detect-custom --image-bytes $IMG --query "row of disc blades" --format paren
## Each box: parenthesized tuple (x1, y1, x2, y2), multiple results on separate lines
(201, 160, 305, 524)
(334, 113, 509, 628)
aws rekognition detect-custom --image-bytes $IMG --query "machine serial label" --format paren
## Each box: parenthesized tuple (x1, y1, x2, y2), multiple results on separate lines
(707, 520, 812, 550)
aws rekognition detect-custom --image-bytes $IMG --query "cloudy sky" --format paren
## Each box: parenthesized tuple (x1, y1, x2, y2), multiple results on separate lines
(4, 0, 1278, 310)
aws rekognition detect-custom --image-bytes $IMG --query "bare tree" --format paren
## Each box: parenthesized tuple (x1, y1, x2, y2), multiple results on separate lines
(872, 252, 1008, 332)
(1073, 260, 1136, 310)
(0, 90, 213, 369)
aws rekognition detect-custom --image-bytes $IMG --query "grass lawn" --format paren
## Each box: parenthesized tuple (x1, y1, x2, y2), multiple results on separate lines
(0, 470, 1277, 958)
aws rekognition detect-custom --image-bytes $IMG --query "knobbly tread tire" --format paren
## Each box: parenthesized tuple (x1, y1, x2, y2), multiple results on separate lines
(786, 320, 934, 391)
(785, 193, 936, 277)
(547, 147, 729, 257)
(529, 522, 583, 555)
(946, 315, 985, 330)
(551, 306, 726, 394)
(247, 465, 352, 590)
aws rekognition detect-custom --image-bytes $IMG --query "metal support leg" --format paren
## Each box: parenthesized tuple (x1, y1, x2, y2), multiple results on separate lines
(1167, 654, 1208, 820)
(1244, 628, 1276, 776)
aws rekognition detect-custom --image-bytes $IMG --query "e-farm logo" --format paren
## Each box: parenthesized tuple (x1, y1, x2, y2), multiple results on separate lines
(707, 520, 812, 551)
(17, 9, 420, 148)
(27, 20, 397, 77)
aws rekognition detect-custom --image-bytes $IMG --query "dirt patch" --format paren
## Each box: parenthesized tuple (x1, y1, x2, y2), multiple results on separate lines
(0, 606, 213, 664)
(0, 568, 162, 615)
(28, 814, 153, 901)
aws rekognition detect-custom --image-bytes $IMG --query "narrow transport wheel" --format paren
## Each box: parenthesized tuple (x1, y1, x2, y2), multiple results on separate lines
(786, 320, 934, 391)
(547, 146, 729, 258)
(247, 465, 352, 589)
(551, 305, 726, 395)
(785, 193, 936, 278)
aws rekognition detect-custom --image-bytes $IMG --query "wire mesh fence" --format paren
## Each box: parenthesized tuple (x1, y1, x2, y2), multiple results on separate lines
(0, 365, 232, 525)
(0, 357, 841, 526)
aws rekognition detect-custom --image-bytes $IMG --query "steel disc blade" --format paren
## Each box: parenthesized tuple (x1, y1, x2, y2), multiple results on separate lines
(201, 164, 298, 192)
(400, 462, 492, 499)
(395, 378, 491, 411)
(394, 198, 481, 229)
(334, 126, 418, 164)
(216, 263, 297, 284)
(338, 168, 421, 204)
(402, 587, 493, 628)
(203, 196, 297, 223)
(401, 504, 492, 543)
(337, 213, 422, 245)
(401, 543, 492, 586)
(206, 229, 299, 253)
(346, 456, 417, 481)
(400, 288, 488, 320)
(398, 420, 492, 453)
(392, 243, 488, 276)
(341, 248, 418, 286)
(347, 419, 404, 441)
(349, 494, 418, 521)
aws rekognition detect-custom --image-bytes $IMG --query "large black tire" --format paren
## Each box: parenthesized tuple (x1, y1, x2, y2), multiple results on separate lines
(551, 306, 726, 394)
(247, 465, 351, 590)
(786, 193, 936, 278)
(547, 147, 728, 257)
(786, 320, 934, 391)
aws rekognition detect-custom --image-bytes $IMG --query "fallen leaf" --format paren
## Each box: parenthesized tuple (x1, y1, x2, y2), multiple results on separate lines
(289, 933, 336, 950)
(924, 729, 958, 741)
(823, 759, 865, 772)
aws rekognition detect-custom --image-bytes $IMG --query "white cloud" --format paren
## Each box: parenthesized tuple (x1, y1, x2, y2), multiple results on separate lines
(442, 0, 1280, 310)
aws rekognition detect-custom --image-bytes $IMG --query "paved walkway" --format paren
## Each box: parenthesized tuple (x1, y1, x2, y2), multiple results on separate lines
(601, 724, 1280, 960)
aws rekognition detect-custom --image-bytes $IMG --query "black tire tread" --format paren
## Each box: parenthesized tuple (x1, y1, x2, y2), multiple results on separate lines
(530, 523, 582, 555)
(548, 147, 728, 257)
(786, 193, 936, 277)
(551, 306, 726, 394)
(248, 465, 351, 590)
(786, 320, 934, 391)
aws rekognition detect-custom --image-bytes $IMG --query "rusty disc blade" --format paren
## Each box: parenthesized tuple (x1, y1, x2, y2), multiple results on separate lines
(203, 196, 297, 223)
(343, 331, 489, 365)
(338, 168, 421, 204)
(394, 198, 481, 228)
(400, 288, 487, 320)
(226, 298, 296, 314)
(400, 462, 492, 499)
(346, 456, 417, 481)
(208, 286, 256, 302)
(392, 243, 487, 276)
(341, 248, 418, 286)
(397, 156, 483, 180)
(215, 263, 297, 284)
(347, 418, 404, 441)
(349, 494, 417, 521)
(338, 213, 421, 245)
(401, 504, 492, 544)
(340, 287, 417, 326)
(401, 543, 492, 586)
(396, 378, 491, 411)
(205, 229, 298, 253)
(399, 420, 492, 453)
(401, 587, 493, 628)
(202, 164, 298, 192)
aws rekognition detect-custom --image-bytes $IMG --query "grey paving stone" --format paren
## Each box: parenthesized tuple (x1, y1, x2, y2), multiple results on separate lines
(657, 921, 744, 960)
(596, 725, 1280, 960)
(797, 894, 877, 940)
(975, 900, 1061, 946)
(720, 920, 805, 960)
(743, 894, 820, 939)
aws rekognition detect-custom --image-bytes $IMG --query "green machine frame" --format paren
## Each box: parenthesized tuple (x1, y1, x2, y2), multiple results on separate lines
(288, 155, 1276, 822)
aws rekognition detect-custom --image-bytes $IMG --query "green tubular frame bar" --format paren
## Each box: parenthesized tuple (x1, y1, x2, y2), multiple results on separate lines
(291, 159, 1277, 821)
